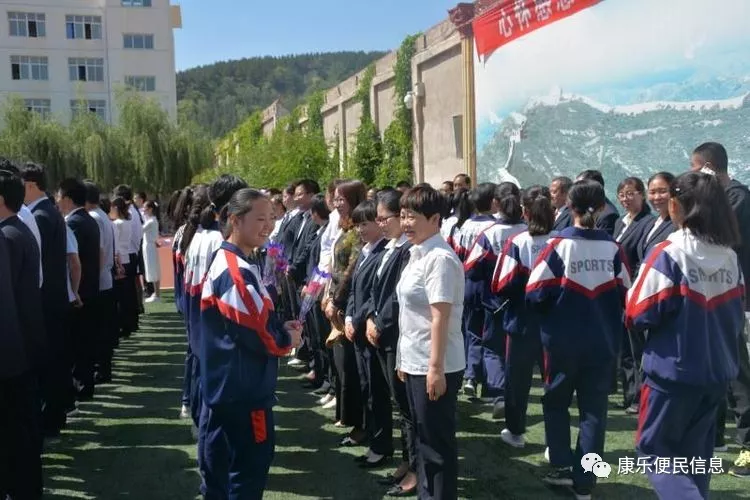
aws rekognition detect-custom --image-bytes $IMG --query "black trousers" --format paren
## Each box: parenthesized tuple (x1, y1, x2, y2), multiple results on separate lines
(406, 370, 463, 500)
(39, 304, 72, 437)
(618, 327, 643, 408)
(505, 332, 543, 435)
(377, 346, 414, 468)
(0, 372, 42, 500)
(355, 341, 394, 455)
(333, 338, 363, 428)
(307, 301, 330, 385)
(93, 289, 117, 378)
(719, 328, 750, 448)
(70, 301, 97, 400)
(118, 258, 140, 335)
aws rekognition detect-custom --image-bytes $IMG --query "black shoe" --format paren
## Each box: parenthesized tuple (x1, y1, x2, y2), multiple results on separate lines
(378, 472, 406, 486)
(570, 484, 593, 500)
(542, 467, 574, 487)
(386, 484, 416, 497)
(359, 454, 391, 469)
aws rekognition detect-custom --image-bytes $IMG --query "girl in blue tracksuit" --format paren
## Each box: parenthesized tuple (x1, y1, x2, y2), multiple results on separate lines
(464, 182, 526, 411)
(526, 179, 631, 499)
(492, 185, 554, 448)
(626, 172, 744, 500)
(454, 183, 497, 396)
(200, 188, 302, 499)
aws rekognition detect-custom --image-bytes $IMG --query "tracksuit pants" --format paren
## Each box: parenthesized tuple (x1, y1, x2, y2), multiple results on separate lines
(406, 370, 463, 500)
(204, 404, 276, 500)
(464, 308, 506, 401)
(543, 351, 613, 489)
(504, 331, 542, 435)
(637, 377, 725, 499)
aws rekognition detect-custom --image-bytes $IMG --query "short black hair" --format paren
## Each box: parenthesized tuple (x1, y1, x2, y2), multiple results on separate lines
(377, 189, 402, 214)
(296, 179, 321, 195)
(693, 142, 728, 174)
(671, 172, 738, 246)
(454, 173, 471, 187)
(396, 181, 412, 189)
(400, 185, 444, 220)
(0, 169, 25, 213)
(209, 174, 248, 209)
(284, 182, 299, 196)
(470, 182, 497, 213)
(551, 176, 573, 193)
(266, 187, 282, 196)
(0, 157, 19, 174)
(576, 169, 605, 188)
(352, 200, 377, 224)
(58, 178, 87, 207)
(648, 171, 675, 186)
(568, 179, 606, 229)
(310, 193, 330, 220)
(136, 191, 147, 201)
(617, 177, 646, 195)
(20, 162, 47, 191)
(113, 184, 133, 202)
(83, 180, 101, 205)
(442, 180, 454, 190)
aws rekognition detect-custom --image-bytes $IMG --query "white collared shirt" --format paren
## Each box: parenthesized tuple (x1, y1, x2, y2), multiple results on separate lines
(377, 234, 408, 278)
(646, 216, 665, 243)
(65, 226, 78, 303)
(89, 207, 115, 291)
(396, 232, 466, 376)
(128, 204, 143, 254)
(25, 194, 47, 212)
(616, 213, 633, 243)
(317, 209, 341, 273)
(18, 205, 43, 287)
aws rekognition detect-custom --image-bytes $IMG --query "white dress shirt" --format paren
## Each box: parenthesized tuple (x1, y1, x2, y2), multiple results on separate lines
(396, 233, 466, 375)
(128, 204, 143, 255)
(377, 234, 408, 278)
(113, 219, 132, 264)
(18, 204, 43, 287)
(65, 226, 78, 303)
(90, 207, 115, 291)
(317, 208, 341, 273)
(345, 238, 384, 326)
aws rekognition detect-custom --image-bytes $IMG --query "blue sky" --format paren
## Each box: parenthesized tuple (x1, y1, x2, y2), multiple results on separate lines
(174, 0, 458, 71)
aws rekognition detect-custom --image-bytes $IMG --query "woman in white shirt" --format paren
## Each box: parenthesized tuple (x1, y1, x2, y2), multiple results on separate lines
(142, 200, 162, 303)
(396, 185, 465, 500)
(110, 197, 133, 336)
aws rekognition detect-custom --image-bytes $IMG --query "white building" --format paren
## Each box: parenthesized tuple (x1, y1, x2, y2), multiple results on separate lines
(0, 0, 181, 124)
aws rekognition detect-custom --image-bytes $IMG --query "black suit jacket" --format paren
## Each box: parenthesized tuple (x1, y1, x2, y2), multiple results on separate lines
(303, 223, 326, 285)
(66, 208, 101, 302)
(30, 197, 69, 317)
(613, 209, 655, 277)
(278, 210, 304, 261)
(637, 217, 676, 265)
(0, 231, 28, 380)
(345, 239, 387, 339)
(553, 206, 572, 232)
(288, 212, 320, 282)
(596, 198, 620, 237)
(364, 241, 412, 349)
(0, 215, 48, 366)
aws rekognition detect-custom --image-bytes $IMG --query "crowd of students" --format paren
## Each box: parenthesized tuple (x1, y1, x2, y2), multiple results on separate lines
(3, 139, 750, 500)
(0, 160, 162, 500)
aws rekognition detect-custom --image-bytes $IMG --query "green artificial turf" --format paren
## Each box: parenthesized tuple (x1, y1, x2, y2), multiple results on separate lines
(43, 292, 750, 499)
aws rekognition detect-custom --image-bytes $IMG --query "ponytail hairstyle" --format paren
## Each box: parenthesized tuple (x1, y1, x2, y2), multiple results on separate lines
(670, 172, 739, 247)
(172, 186, 194, 229)
(452, 188, 473, 230)
(111, 196, 130, 220)
(568, 179, 606, 229)
(145, 200, 160, 221)
(495, 182, 523, 223)
(165, 190, 181, 226)
(470, 182, 497, 214)
(522, 185, 555, 236)
(219, 188, 268, 239)
(179, 184, 210, 255)
(201, 174, 249, 234)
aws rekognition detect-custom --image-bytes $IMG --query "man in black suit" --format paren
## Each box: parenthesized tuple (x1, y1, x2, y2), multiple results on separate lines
(345, 200, 389, 467)
(0, 169, 44, 498)
(576, 169, 619, 236)
(57, 178, 101, 402)
(277, 181, 304, 259)
(550, 176, 573, 231)
(21, 162, 70, 438)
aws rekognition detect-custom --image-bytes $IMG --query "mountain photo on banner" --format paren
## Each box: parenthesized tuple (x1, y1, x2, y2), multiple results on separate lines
(474, 0, 750, 201)
(177, 51, 386, 138)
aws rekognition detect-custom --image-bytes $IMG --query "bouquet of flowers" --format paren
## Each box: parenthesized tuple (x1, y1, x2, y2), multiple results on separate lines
(262, 242, 288, 288)
(298, 267, 331, 323)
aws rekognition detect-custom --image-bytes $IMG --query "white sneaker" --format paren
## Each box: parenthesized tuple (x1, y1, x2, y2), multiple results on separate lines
(179, 405, 190, 419)
(145, 295, 160, 303)
(322, 397, 337, 409)
(715, 444, 729, 453)
(67, 405, 80, 418)
(288, 358, 305, 367)
(318, 393, 334, 405)
(544, 446, 550, 463)
(500, 428, 525, 448)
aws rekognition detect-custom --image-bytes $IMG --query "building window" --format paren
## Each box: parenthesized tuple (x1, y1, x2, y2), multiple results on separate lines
(68, 58, 104, 82)
(65, 15, 102, 40)
(123, 33, 154, 49)
(10, 56, 49, 81)
(125, 75, 156, 92)
(121, 0, 152, 6)
(71, 100, 107, 121)
(24, 98, 51, 118)
(8, 12, 46, 38)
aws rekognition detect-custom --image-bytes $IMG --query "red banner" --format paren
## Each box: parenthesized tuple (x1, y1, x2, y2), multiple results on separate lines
(473, 0, 603, 61)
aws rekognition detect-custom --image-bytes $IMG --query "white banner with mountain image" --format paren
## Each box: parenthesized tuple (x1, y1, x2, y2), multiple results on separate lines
(475, 0, 750, 201)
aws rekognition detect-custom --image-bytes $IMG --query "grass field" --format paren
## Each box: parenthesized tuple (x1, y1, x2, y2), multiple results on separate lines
(42, 292, 750, 499)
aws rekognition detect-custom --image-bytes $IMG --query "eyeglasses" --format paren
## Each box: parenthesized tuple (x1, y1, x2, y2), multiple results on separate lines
(375, 214, 397, 224)
(618, 191, 641, 200)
